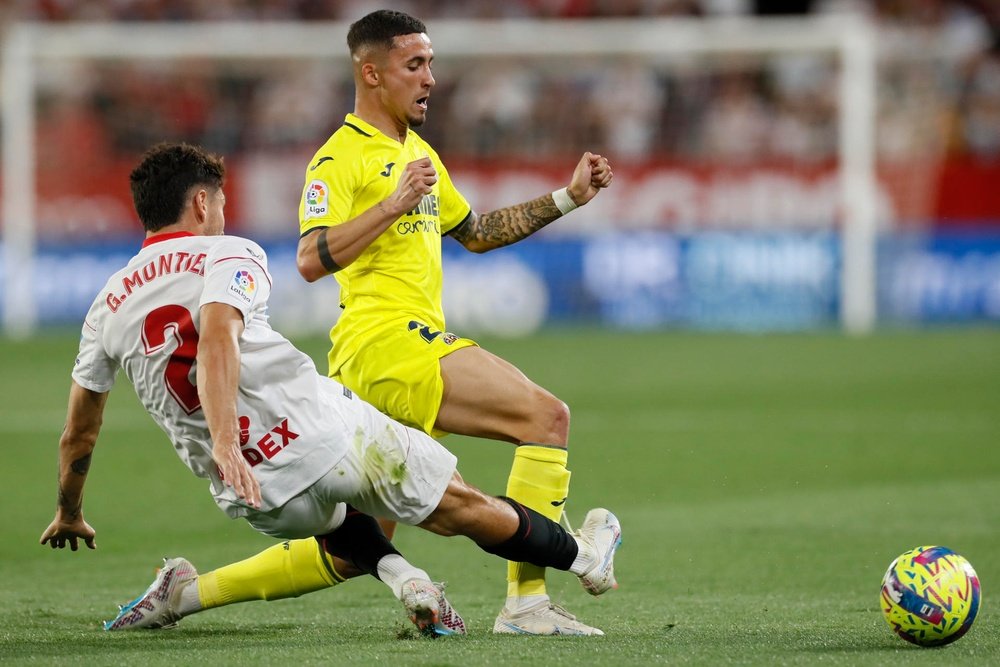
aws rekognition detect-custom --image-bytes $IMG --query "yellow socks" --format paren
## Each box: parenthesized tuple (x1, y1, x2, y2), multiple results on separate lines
(197, 538, 343, 610)
(504, 444, 571, 599)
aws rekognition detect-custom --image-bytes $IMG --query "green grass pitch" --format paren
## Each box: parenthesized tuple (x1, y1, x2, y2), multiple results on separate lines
(1, 328, 998, 665)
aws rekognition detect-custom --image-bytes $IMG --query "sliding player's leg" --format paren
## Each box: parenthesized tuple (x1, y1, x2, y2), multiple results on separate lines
(104, 512, 464, 636)
(316, 508, 465, 636)
(103, 537, 347, 631)
(418, 474, 622, 636)
(331, 409, 621, 636)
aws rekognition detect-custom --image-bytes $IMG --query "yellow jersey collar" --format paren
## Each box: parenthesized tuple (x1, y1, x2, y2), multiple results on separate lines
(343, 113, 409, 144)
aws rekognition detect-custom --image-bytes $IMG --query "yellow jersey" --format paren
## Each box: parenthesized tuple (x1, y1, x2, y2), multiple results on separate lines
(298, 113, 472, 374)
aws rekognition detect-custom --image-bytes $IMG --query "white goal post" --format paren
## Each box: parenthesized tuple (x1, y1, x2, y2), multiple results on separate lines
(1, 15, 877, 337)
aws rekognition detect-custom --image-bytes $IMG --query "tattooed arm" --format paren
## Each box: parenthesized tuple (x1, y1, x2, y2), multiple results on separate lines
(449, 152, 614, 253)
(450, 194, 563, 253)
(40, 382, 108, 551)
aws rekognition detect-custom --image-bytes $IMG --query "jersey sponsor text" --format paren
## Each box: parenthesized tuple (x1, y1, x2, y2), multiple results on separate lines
(239, 417, 301, 467)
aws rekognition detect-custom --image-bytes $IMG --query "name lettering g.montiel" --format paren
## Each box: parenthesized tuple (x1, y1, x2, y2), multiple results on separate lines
(106, 252, 207, 313)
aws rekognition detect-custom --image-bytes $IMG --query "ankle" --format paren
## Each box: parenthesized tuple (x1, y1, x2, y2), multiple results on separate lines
(177, 577, 202, 616)
(505, 593, 549, 613)
(568, 538, 595, 576)
(376, 554, 430, 600)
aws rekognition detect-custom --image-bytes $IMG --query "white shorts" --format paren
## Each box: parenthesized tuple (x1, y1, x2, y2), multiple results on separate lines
(245, 399, 457, 540)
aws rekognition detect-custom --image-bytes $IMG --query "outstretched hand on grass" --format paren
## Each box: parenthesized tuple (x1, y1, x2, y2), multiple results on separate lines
(40, 515, 96, 551)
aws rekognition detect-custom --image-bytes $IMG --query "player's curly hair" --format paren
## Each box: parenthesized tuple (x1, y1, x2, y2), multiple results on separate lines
(347, 9, 427, 56)
(129, 142, 225, 232)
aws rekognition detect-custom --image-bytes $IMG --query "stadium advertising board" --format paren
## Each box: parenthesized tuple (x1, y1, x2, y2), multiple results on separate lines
(8, 231, 999, 333)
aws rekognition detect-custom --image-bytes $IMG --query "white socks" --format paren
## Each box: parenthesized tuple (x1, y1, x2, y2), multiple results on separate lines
(505, 594, 549, 613)
(177, 578, 202, 616)
(569, 537, 596, 576)
(376, 554, 431, 600)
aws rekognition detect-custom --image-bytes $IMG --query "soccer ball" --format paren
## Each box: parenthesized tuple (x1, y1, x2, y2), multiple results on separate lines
(880, 545, 981, 647)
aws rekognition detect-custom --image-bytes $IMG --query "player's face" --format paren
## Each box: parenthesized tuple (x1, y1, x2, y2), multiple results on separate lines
(205, 187, 226, 236)
(380, 33, 435, 128)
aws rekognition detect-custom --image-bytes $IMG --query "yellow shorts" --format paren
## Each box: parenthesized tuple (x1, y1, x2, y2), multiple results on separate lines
(330, 318, 477, 438)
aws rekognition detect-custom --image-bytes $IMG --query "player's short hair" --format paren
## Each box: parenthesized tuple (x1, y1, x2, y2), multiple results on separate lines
(347, 9, 427, 57)
(130, 142, 225, 232)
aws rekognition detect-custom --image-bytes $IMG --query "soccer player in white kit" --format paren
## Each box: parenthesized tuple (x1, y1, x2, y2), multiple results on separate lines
(40, 142, 622, 636)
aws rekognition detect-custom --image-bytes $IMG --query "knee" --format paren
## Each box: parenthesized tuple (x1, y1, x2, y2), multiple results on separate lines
(529, 391, 570, 446)
(548, 397, 571, 445)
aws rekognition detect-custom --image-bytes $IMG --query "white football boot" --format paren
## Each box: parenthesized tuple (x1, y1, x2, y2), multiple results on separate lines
(104, 557, 197, 631)
(493, 599, 605, 636)
(575, 508, 622, 596)
(399, 578, 467, 637)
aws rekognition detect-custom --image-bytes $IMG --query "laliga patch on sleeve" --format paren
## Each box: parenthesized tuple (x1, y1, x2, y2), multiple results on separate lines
(304, 179, 329, 219)
(229, 269, 257, 305)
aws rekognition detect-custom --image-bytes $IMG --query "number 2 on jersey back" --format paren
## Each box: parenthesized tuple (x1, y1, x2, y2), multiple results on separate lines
(142, 304, 201, 414)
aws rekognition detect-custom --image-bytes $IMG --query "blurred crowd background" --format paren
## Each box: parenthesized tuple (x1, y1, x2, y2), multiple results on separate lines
(2, 0, 998, 169)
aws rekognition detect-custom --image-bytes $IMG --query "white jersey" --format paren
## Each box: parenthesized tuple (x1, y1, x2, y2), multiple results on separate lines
(73, 232, 352, 517)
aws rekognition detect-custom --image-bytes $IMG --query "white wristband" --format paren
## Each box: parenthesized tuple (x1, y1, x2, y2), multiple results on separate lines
(552, 187, 578, 215)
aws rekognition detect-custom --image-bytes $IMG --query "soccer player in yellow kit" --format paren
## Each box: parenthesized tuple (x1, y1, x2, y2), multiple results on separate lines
(112, 10, 615, 636)
(296, 10, 613, 636)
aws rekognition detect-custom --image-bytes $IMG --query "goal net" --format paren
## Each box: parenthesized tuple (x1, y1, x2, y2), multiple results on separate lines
(1, 16, 880, 337)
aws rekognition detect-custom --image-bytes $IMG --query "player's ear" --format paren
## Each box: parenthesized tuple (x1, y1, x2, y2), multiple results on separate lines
(192, 188, 208, 224)
(360, 61, 379, 87)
